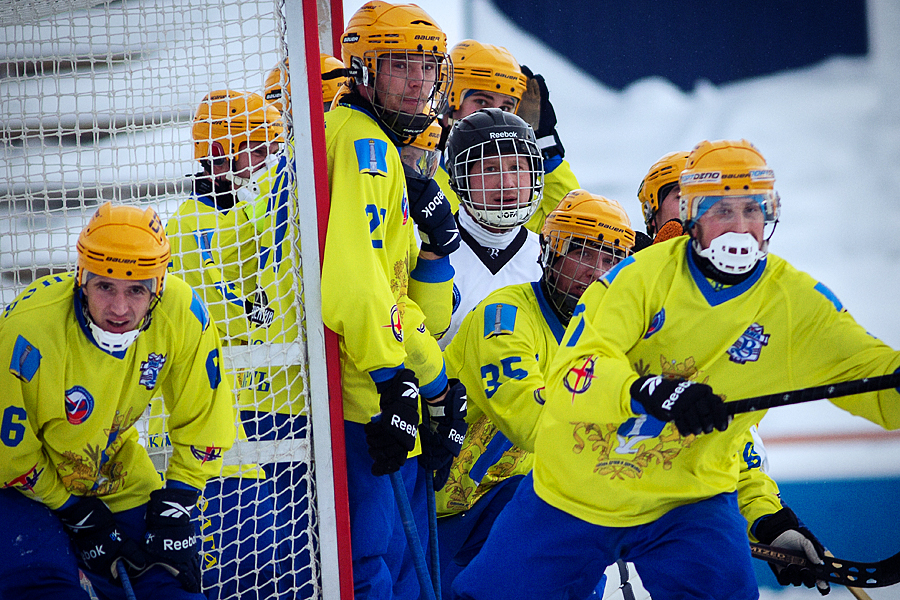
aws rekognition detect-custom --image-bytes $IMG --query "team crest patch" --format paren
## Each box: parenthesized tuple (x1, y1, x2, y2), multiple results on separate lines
(563, 355, 598, 403)
(384, 305, 403, 342)
(65, 386, 94, 424)
(139, 353, 167, 390)
(643, 308, 665, 339)
(191, 445, 223, 464)
(401, 187, 409, 225)
(727, 323, 769, 364)
(354, 138, 388, 177)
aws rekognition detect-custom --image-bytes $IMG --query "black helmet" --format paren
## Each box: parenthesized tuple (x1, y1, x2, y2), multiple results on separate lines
(445, 108, 544, 230)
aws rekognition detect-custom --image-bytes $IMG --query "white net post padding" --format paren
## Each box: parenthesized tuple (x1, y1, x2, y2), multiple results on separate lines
(0, 0, 343, 597)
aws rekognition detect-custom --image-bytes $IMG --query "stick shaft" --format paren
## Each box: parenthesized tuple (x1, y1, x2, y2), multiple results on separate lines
(727, 372, 900, 415)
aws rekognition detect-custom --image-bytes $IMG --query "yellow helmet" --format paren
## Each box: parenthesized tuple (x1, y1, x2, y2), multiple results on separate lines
(637, 150, 689, 236)
(76, 202, 170, 299)
(192, 90, 283, 161)
(264, 55, 346, 113)
(541, 190, 634, 321)
(340, 1, 451, 138)
(400, 119, 443, 177)
(447, 39, 527, 113)
(679, 139, 780, 228)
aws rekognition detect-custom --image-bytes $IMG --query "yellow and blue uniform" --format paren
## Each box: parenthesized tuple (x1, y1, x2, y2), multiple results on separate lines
(453, 236, 900, 600)
(323, 99, 453, 600)
(163, 192, 286, 599)
(0, 272, 234, 599)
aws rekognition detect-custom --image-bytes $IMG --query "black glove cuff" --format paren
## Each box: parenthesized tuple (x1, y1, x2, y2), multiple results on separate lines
(56, 496, 112, 532)
(754, 506, 800, 544)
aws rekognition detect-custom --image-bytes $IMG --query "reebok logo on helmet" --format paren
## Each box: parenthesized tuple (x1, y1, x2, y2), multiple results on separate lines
(489, 131, 518, 139)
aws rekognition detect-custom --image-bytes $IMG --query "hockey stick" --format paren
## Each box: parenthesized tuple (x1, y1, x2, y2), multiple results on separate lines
(825, 551, 874, 600)
(750, 542, 900, 588)
(424, 470, 441, 600)
(116, 561, 138, 600)
(389, 471, 437, 600)
(726, 371, 900, 415)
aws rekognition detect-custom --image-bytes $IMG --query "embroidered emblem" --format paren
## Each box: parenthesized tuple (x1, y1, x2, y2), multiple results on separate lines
(139, 353, 167, 390)
(384, 304, 403, 342)
(727, 323, 769, 364)
(643, 308, 665, 339)
(563, 355, 597, 403)
(65, 386, 94, 424)
(191, 446, 223, 463)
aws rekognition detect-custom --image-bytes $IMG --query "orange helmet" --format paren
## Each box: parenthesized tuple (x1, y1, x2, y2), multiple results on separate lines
(192, 90, 283, 161)
(637, 150, 689, 236)
(447, 40, 527, 113)
(76, 202, 170, 299)
(264, 55, 346, 113)
(541, 190, 634, 320)
(679, 139, 780, 228)
(340, 1, 451, 138)
(400, 119, 442, 177)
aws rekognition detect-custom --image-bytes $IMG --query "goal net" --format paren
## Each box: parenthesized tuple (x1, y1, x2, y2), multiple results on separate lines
(1, 0, 347, 597)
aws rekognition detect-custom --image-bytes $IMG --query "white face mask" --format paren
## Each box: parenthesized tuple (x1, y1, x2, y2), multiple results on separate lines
(232, 153, 282, 204)
(695, 231, 767, 275)
(88, 320, 142, 353)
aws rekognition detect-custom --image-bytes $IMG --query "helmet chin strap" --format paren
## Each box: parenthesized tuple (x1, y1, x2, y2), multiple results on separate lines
(694, 231, 767, 275)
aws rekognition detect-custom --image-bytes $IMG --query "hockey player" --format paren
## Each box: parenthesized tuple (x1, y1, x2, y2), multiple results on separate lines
(436, 39, 580, 234)
(637, 150, 689, 244)
(264, 53, 346, 115)
(322, 3, 466, 598)
(162, 90, 287, 598)
(0, 202, 235, 599)
(452, 139, 900, 599)
(438, 107, 545, 349)
(168, 89, 283, 342)
(439, 190, 636, 599)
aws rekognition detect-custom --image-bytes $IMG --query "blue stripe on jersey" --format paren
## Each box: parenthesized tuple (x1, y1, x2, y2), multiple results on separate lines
(484, 303, 518, 338)
(206, 348, 221, 389)
(600, 255, 635, 286)
(469, 431, 514, 484)
(189, 288, 211, 330)
(419, 363, 448, 399)
(531, 281, 566, 344)
(354, 138, 388, 177)
(686, 249, 766, 307)
(10, 335, 41, 382)
(814, 282, 844, 311)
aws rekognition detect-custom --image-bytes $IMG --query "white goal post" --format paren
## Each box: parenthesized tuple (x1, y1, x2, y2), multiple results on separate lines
(1, 0, 351, 598)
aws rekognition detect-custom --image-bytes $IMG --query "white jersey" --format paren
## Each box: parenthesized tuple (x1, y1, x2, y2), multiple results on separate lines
(439, 212, 542, 350)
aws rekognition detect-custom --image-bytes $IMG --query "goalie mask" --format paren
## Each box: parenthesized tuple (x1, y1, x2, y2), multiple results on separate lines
(541, 190, 634, 322)
(445, 108, 544, 231)
(680, 139, 781, 275)
(76, 202, 171, 352)
(341, 1, 451, 139)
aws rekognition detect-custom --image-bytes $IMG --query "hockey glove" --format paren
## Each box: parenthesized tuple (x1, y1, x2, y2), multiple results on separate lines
(419, 379, 468, 490)
(404, 164, 460, 256)
(518, 65, 565, 160)
(755, 506, 830, 595)
(630, 375, 730, 437)
(365, 368, 421, 476)
(143, 487, 201, 593)
(653, 219, 686, 245)
(56, 496, 148, 582)
(632, 231, 653, 253)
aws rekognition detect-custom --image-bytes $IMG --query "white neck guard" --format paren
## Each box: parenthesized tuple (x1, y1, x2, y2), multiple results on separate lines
(458, 207, 520, 250)
(695, 232, 767, 275)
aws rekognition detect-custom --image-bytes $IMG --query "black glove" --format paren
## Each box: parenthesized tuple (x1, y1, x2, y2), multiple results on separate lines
(630, 375, 730, 436)
(419, 379, 468, 490)
(755, 506, 830, 595)
(144, 487, 201, 593)
(56, 496, 148, 581)
(404, 164, 460, 256)
(364, 368, 421, 476)
(518, 65, 564, 160)
(244, 289, 274, 327)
